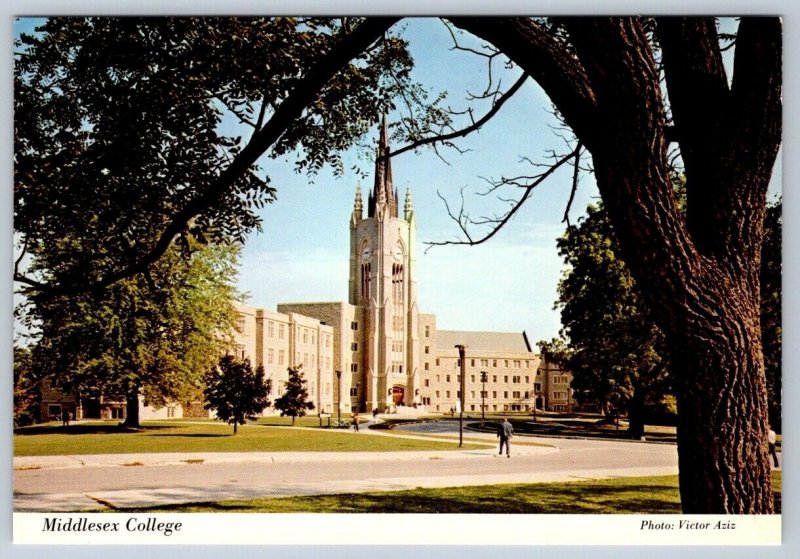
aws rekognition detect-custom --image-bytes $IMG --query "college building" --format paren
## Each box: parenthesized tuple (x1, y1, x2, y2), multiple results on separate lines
(39, 117, 575, 423)
(230, 116, 575, 416)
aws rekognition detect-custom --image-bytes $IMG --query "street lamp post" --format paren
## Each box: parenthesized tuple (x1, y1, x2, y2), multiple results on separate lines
(336, 370, 342, 424)
(480, 371, 488, 420)
(455, 345, 467, 448)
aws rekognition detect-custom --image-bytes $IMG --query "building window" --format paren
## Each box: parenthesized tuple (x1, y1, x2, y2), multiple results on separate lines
(504, 376, 509, 383)
(235, 314, 246, 333)
(471, 359, 475, 367)
(446, 391, 451, 398)
(278, 324, 285, 340)
(492, 391, 497, 398)
(493, 360, 497, 368)
(436, 375, 440, 382)
(504, 391, 509, 398)
(504, 360, 509, 367)
(350, 387, 358, 397)
(471, 391, 475, 398)
(446, 374, 451, 383)
(513, 391, 521, 398)
(268, 348, 274, 365)
(424, 379, 430, 387)
(425, 325, 430, 337)
(351, 342, 358, 352)
(470, 374, 475, 383)
(493, 375, 497, 383)
(424, 345, 430, 354)
(481, 359, 489, 367)
(436, 358, 440, 366)
(237, 344, 246, 359)
(303, 330, 308, 344)
(534, 382, 542, 392)
(424, 362, 430, 371)
(525, 376, 529, 383)
(278, 350, 285, 366)
(436, 391, 440, 398)
(267, 321, 274, 337)
(351, 321, 358, 330)
(351, 363, 358, 373)
(513, 376, 521, 383)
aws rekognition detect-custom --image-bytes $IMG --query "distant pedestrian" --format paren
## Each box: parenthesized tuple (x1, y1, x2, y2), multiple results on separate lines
(62, 410, 70, 427)
(768, 425, 779, 467)
(372, 408, 378, 418)
(352, 412, 359, 432)
(497, 417, 514, 457)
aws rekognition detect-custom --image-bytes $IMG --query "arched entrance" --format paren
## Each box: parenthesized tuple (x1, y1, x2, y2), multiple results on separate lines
(392, 386, 405, 406)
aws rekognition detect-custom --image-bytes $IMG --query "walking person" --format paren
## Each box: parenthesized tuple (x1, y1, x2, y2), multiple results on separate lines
(352, 412, 360, 432)
(62, 409, 70, 427)
(497, 417, 514, 457)
(768, 425, 779, 468)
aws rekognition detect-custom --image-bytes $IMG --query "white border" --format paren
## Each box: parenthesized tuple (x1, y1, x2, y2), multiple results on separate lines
(4, 1, 797, 558)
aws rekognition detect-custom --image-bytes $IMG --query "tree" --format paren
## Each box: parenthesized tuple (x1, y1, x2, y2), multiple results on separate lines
(15, 15, 781, 514)
(555, 204, 672, 437)
(274, 367, 315, 425)
(761, 201, 782, 430)
(13, 345, 40, 427)
(203, 355, 271, 434)
(22, 241, 241, 428)
(14, 17, 412, 298)
(439, 17, 781, 514)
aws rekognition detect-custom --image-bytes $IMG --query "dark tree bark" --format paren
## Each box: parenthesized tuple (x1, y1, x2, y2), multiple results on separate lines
(453, 16, 781, 513)
(122, 391, 140, 429)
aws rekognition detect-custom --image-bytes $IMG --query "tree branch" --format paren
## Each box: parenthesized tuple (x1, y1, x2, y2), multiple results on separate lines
(427, 143, 581, 249)
(32, 17, 401, 298)
(389, 72, 528, 160)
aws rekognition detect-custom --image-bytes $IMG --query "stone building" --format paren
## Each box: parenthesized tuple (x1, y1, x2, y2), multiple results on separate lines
(236, 116, 575, 416)
(40, 116, 574, 423)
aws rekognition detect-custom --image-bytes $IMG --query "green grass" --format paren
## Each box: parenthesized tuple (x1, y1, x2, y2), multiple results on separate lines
(13, 420, 485, 456)
(119, 473, 782, 514)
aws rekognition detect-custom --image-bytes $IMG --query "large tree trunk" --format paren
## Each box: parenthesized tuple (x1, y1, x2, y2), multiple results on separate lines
(626, 385, 645, 440)
(453, 16, 781, 513)
(672, 300, 773, 512)
(122, 390, 140, 428)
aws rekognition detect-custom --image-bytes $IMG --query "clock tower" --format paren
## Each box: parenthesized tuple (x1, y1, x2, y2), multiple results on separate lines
(348, 115, 419, 412)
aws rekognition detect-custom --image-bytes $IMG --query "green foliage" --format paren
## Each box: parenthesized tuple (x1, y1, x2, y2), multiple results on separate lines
(23, 242, 241, 414)
(203, 355, 271, 434)
(273, 367, 315, 424)
(14, 17, 436, 296)
(556, 204, 671, 436)
(13, 346, 40, 427)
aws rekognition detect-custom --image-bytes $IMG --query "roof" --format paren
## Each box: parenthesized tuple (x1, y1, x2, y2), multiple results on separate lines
(434, 330, 532, 354)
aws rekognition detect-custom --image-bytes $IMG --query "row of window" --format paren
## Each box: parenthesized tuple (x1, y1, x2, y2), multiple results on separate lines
(421, 355, 536, 369)
(425, 374, 535, 385)
(237, 314, 333, 349)
(429, 390, 535, 400)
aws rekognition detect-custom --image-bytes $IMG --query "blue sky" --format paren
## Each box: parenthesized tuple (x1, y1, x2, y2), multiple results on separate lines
(238, 18, 601, 342)
(12, 16, 782, 345)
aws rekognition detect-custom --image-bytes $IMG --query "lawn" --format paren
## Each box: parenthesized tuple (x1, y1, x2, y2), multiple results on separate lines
(13, 420, 485, 456)
(118, 472, 782, 514)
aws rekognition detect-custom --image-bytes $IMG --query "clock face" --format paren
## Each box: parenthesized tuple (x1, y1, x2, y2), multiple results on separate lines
(361, 244, 371, 261)
(392, 244, 403, 262)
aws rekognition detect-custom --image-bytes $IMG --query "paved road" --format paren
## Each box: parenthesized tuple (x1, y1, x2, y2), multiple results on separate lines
(14, 422, 681, 512)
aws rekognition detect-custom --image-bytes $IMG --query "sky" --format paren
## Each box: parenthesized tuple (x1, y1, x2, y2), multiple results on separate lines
(236, 18, 601, 343)
(11, 16, 782, 346)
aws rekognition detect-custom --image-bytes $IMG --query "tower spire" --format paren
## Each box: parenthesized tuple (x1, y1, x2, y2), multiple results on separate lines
(404, 183, 414, 220)
(352, 182, 363, 225)
(369, 114, 398, 218)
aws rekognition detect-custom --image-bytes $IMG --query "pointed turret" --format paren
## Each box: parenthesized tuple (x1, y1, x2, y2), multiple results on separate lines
(404, 184, 414, 221)
(368, 114, 398, 218)
(351, 183, 363, 226)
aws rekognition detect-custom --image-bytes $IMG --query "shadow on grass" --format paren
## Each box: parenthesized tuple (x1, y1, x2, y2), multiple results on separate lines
(147, 433, 230, 438)
(14, 424, 176, 436)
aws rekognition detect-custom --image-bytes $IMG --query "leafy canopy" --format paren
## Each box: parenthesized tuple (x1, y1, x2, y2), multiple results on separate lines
(203, 355, 271, 434)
